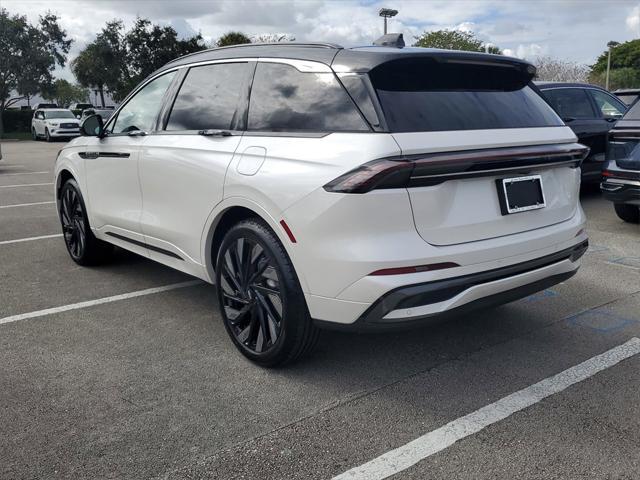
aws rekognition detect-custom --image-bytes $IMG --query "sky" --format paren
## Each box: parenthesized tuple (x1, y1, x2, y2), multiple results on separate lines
(4, 0, 640, 85)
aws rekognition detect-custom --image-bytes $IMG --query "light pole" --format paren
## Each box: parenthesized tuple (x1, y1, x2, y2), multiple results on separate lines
(484, 42, 494, 54)
(606, 40, 619, 91)
(379, 8, 398, 35)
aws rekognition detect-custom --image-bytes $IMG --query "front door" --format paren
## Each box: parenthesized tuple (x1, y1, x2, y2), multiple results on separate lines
(82, 70, 178, 245)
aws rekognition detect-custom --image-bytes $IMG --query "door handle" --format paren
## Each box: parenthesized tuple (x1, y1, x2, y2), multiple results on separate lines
(198, 129, 232, 137)
(128, 130, 147, 137)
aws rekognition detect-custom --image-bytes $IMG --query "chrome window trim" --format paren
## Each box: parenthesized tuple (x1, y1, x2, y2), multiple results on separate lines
(103, 57, 333, 133)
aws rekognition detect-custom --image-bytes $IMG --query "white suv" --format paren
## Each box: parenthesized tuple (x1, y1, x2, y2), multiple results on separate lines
(32, 108, 80, 141)
(54, 42, 589, 366)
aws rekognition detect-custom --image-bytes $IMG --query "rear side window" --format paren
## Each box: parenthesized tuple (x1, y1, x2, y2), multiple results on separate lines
(369, 58, 563, 133)
(248, 62, 369, 132)
(542, 88, 595, 120)
(167, 63, 249, 131)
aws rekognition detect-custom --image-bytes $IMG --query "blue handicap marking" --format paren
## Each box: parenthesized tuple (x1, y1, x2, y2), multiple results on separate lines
(609, 257, 640, 269)
(567, 309, 639, 333)
(523, 289, 558, 302)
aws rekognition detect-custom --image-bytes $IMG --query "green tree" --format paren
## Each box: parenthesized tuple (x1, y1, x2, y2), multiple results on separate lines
(591, 39, 640, 73)
(589, 67, 640, 90)
(42, 79, 89, 107)
(73, 21, 130, 106)
(73, 18, 206, 102)
(413, 29, 501, 54)
(216, 31, 251, 47)
(0, 8, 71, 133)
(590, 40, 640, 90)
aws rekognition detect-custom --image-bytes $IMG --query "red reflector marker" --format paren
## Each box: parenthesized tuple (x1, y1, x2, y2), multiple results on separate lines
(602, 170, 613, 177)
(369, 262, 459, 276)
(280, 220, 297, 243)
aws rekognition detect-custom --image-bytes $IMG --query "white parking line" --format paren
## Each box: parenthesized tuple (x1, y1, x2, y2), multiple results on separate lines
(0, 234, 62, 245)
(0, 171, 49, 176)
(0, 182, 53, 188)
(0, 201, 55, 209)
(332, 337, 640, 480)
(0, 280, 202, 326)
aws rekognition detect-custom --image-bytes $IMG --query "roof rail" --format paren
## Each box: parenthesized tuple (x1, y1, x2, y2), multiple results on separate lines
(165, 42, 344, 66)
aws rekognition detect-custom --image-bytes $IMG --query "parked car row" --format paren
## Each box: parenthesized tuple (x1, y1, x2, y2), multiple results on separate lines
(30, 107, 116, 141)
(537, 82, 627, 182)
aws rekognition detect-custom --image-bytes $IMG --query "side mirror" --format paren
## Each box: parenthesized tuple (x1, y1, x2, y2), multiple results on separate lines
(562, 116, 576, 123)
(81, 114, 104, 138)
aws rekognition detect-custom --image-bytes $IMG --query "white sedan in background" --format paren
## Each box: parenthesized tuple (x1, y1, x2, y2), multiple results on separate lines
(31, 109, 81, 141)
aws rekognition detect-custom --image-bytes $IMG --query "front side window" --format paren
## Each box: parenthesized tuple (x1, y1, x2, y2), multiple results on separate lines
(590, 90, 626, 119)
(111, 71, 176, 134)
(166, 62, 249, 131)
(248, 62, 368, 132)
(542, 88, 595, 120)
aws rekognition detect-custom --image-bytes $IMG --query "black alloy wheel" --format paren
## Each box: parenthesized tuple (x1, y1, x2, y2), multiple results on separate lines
(58, 179, 113, 265)
(60, 184, 86, 260)
(45, 128, 51, 142)
(216, 219, 319, 367)
(220, 236, 283, 354)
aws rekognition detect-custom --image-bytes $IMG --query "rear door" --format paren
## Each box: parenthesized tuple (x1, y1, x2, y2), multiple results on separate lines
(541, 87, 603, 159)
(138, 61, 252, 264)
(369, 57, 582, 246)
(588, 88, 627, 160)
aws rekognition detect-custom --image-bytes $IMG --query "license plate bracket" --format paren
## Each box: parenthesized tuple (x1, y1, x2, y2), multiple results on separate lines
(496, 174, 546, 215)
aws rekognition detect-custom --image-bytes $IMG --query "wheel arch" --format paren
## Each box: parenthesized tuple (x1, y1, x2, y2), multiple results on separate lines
(201, 198, 308, 291)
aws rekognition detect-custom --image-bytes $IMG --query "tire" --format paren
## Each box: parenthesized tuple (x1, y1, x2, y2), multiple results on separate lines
(215, 218, 319, 367)
(31, 128, 38, 141)
(45, 128, 51, 142)
(59, 179, 113, 265)
(614, 203, 640, 223)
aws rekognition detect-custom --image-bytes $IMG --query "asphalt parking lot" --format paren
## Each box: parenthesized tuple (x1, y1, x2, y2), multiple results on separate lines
(1, 140, 639, 480)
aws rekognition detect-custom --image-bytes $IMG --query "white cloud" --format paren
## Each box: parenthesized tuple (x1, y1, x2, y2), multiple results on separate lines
(503, 43, 545, 60)
(626, 4, 640, 35)
(3, 0, 640, 81)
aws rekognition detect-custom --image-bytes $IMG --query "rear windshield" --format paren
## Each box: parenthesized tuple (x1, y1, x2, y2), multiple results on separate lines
(369, 58, 563, 132)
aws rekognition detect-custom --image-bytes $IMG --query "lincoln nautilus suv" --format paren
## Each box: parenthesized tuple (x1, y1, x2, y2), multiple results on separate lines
(54, 40, 589, 366)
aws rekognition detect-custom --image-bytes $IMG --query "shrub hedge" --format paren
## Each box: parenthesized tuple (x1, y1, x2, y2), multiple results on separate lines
(2, 109, 83, 133)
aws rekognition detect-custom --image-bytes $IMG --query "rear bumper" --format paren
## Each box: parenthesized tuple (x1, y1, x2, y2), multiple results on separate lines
(314, 240, 587, 331)
(601, 180, 640, 205)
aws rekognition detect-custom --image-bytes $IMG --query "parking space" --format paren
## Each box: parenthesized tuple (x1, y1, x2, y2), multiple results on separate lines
(1, 141, 639, 479)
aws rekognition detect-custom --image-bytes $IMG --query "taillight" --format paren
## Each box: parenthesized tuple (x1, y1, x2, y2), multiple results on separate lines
(602, 170, 613, 177)
(324, 143, 588, 194)
(323, 158, 413, 193)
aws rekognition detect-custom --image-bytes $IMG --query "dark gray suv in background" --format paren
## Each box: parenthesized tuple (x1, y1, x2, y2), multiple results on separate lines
(537, 82, 627, 182)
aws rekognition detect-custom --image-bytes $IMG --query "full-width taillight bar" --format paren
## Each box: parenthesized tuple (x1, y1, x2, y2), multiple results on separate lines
(324, 143, 589, 194)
